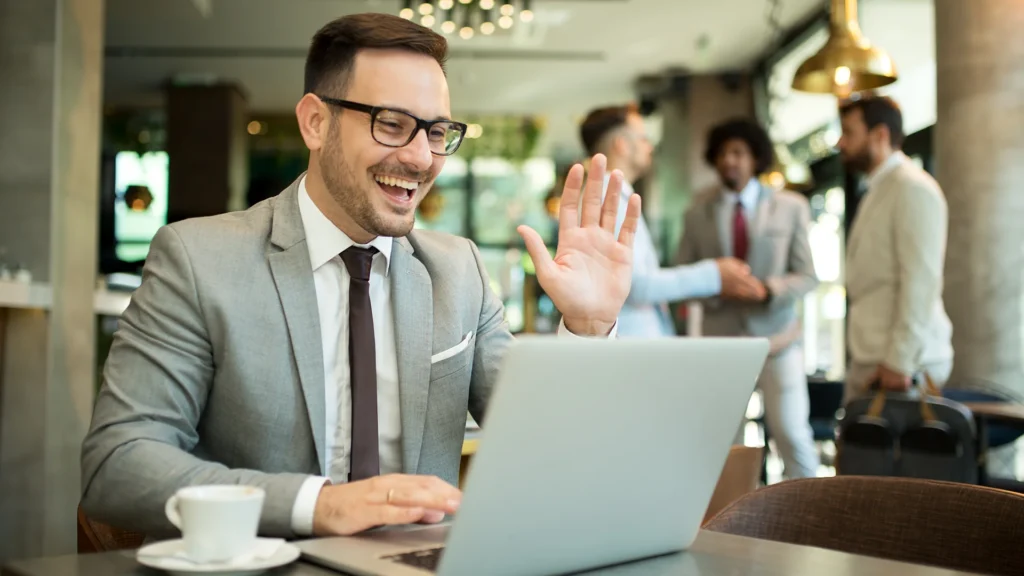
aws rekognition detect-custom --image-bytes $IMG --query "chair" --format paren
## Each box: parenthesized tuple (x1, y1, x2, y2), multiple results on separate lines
(77, 506, 145, 553)
(704, 476, 1024, 576)
(703, 446, 763, 524)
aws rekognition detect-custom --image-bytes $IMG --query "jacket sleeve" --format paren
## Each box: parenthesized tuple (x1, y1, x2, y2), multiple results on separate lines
(80, 226, 314, 538)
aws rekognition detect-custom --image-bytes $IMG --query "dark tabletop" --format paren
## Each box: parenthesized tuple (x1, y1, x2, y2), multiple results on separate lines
(2, 531, 982, 576)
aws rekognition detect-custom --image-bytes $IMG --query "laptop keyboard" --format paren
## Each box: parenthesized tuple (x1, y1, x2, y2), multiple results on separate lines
(383, 546, 445, 573)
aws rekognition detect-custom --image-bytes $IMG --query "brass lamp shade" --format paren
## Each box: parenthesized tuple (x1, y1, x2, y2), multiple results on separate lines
(792, 0, 897, 97)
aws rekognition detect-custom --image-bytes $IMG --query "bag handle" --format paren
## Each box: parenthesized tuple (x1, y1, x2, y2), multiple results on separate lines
(865, 371, 939, 422)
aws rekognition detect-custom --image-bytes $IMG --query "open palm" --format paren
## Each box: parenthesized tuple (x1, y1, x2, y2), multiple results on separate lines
(518, 154, 641, 336)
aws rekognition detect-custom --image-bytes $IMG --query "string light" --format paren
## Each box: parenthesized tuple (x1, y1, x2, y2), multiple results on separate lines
(399, 0, 414, 19)
(520, 0, 533, 21)
(398, 0, 531, 38)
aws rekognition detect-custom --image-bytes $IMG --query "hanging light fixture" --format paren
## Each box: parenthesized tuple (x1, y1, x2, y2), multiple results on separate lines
(519, 0, 533, 22)
(480, 8, 496, 35)
(459, 4, 475, 39)
(399, 0, 414, 19)
(791, 0, 897, 97)
(401, 0, 532, 38)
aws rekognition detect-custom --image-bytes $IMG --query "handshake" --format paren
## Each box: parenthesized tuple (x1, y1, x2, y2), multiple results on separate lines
(715, 257, 768, 302)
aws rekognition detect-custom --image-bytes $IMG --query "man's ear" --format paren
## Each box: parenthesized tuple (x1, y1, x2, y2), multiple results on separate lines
(296, 93, 329, 152)
(872, 123, 892, 149)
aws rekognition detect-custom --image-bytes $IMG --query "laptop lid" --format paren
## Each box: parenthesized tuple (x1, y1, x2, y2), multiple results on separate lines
(437, 336, 769, 576)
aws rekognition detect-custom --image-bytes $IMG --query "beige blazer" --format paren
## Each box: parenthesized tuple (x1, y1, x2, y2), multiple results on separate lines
(80, 177, 514, 538)
(846, 152, 953, 374)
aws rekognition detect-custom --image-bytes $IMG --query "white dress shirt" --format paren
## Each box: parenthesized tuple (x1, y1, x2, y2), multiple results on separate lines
(716, 178, 761, 258)
(289, 177, 403, 534)
(289, 176, 610, 534)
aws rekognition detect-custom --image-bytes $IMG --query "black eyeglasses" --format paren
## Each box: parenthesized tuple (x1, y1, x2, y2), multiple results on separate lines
(318, 96, 467, 156)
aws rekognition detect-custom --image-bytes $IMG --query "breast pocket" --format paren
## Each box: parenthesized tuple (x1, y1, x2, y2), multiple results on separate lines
(430, 331, 475, 380)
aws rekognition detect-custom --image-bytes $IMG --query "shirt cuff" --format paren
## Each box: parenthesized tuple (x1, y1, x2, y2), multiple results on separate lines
(557, 318, 618, 339)
(695, 259, 722, 296)
(291, 476, 330, 536)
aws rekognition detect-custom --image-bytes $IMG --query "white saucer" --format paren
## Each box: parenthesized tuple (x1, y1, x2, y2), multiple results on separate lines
(136, 538, 301, 576)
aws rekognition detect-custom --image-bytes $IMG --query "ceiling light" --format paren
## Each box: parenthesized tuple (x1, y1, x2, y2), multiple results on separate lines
(481, 21, 495, 35)
(498, 15, 513, 29)
(418, 2, 434, 15)
(441, 20, 456, 34)
(460, 26, 474, 39)
(791, 0, 897, 96)
(421, 14, 435, 26)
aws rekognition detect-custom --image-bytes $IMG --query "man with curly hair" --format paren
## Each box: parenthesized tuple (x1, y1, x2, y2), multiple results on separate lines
(677, 118, 820, 479)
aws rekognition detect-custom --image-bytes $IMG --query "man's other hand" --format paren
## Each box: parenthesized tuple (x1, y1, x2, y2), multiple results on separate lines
(312, 474, 462, 536)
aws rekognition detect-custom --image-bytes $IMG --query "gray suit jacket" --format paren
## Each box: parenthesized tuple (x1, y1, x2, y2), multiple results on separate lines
(80, 178, 512, 538)
(676, 183, 819, 353)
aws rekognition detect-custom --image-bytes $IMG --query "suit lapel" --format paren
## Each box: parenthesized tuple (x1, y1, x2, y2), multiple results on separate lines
(390, 237, 433, 475)
(706, 193, 726, 259)
(268, 179, 328, 474)
(748, 185, 776, 277)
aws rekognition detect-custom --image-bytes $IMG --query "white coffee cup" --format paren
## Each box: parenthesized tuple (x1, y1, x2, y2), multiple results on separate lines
(164, 485, 265, 563)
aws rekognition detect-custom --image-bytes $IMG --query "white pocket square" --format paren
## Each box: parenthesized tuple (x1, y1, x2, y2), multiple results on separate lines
(431, 331, 474, 364)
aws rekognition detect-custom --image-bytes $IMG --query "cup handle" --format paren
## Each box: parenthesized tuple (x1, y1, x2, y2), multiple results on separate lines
(165, 495, 182, 530)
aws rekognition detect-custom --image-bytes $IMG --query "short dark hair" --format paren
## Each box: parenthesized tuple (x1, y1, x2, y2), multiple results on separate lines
(579, 103, 638, 156)
(304, 13, 448, 97)
(703, 118, 775, 175)
(839, 95, 904, 148)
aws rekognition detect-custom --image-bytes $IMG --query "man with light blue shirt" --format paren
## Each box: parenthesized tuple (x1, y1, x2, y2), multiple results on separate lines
(678, 118, 820, 479)
(578, 105, 760, 338)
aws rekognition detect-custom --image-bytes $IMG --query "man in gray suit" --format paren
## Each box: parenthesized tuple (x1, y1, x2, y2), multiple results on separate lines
(677, 119, 820, 479)
(80, 14, 641, 539)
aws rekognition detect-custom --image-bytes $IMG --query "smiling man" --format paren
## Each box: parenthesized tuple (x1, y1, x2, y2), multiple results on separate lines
(81, 13, 641, 540)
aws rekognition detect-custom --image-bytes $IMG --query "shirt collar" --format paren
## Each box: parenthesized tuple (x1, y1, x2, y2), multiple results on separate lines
(722, 178, 761, 207)
(866, 151, 906, 188)
(296, 175, 393, 275)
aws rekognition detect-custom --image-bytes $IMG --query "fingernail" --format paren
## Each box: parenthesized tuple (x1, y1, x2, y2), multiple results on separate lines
(448, 499, 461, 510)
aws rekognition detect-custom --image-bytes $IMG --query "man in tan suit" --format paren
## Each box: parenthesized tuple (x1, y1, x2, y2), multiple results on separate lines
(838, 95, 953, 401)
(678, 119, 820, 479)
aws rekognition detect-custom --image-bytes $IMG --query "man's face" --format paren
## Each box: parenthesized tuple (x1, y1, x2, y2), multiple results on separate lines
(837, 108, 873, 174)
(715, 138, 756, 191)
(620, 113, 654, 179)
(318, 49, 450, 238)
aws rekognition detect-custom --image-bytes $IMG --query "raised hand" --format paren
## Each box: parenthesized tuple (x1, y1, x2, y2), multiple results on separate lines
(517, 154, 642, 336)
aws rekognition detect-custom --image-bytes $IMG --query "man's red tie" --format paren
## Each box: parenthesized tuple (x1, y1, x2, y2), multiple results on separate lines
(732, 200, 749, 261)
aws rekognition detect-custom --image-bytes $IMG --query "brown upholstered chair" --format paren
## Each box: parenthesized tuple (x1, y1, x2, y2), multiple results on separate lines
(703, 445, 763, 525)
(77, 506, 145, 553)
(704, 476, 1024, 576)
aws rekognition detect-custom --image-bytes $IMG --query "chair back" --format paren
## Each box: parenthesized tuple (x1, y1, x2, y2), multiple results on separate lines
(77, 506, 145, 553)
(703, 445, 763, 525)
(705, 476, 1024, 576)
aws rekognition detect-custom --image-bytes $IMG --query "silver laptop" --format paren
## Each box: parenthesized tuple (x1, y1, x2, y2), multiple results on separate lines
(297, 336, 769, 576)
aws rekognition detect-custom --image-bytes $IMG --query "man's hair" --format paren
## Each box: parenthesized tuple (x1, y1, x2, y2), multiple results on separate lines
(839, 94, 904, 149)
(304, 13, 448, 97)
(703, 118, 775, 175)
(579, 103, 639, 156)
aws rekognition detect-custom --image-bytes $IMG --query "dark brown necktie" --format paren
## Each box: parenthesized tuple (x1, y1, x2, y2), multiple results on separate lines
(732, 200, 749, 261)
(340, 246, 379, 482)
